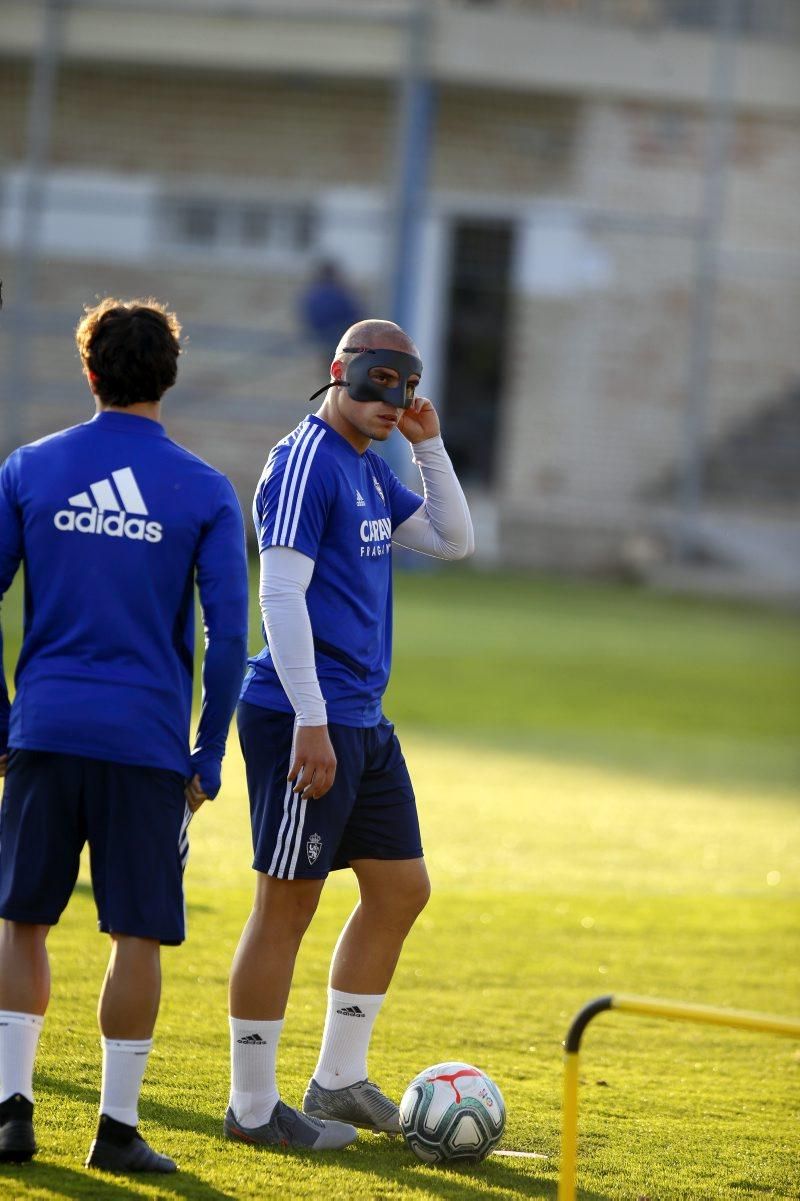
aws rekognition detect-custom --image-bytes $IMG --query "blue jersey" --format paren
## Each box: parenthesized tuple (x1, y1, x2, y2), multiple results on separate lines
(241, 415, 422, 726)
(0, 410, 249, 780)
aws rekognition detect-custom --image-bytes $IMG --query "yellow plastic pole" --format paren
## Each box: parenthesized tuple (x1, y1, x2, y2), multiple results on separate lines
(559, 995, 800, 1201)
(557, 1051, 581, 1201)
(612, 995, 800, 1039)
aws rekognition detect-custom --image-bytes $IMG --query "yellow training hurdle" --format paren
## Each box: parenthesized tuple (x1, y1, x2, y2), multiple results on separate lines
(558, 993, 800, 1201)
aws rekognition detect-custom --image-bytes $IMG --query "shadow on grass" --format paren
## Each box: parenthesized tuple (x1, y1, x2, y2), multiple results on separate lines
(33, 1073, 612, 1201)
(0, 1160, 236, 1200)
(36, 1072, 219, 1137)
(216, 1132, 603, 1201)
(338, 1136, 562, 1199)
(220, 1132, 612, 1201)
(0, 1144, 608, 1201)
(403, 725, 800, 798)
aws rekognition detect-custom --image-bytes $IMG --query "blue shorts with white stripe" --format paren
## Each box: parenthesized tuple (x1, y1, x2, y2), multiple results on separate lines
(0, 749, 191, 944)
(237, 701, 423, 880)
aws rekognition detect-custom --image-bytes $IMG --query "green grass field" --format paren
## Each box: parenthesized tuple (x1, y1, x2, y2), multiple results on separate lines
(1, 568, 798, 1200)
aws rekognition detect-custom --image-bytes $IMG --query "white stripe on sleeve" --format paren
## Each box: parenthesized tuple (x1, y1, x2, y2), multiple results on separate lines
(277, 426, 325, 546)
(286, 428, 326, 548)
(271, 423, 310, 544)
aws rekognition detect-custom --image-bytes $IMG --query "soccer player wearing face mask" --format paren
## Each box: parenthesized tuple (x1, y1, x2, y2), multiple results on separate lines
(226, 319, 474, 1150)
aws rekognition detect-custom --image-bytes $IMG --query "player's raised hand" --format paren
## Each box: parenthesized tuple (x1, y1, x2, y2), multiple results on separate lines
(397, 395, 440, 445)
(289, 724, 337, 800)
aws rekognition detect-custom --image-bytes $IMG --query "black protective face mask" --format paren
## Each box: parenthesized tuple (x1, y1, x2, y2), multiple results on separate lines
(308, 346, 423, 409)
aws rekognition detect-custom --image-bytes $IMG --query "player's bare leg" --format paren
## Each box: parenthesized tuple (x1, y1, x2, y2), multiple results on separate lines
(226, 873, 357, 1148)
(0, 921, 50, 1015)
(229, 873, 325, 1020)
(330, 857, 430, 994)
(304, 857, 430, 1133)
(99, 935, 161, 1039)
(0, 921, 48, 1162)
(87, 934, 176, 1173)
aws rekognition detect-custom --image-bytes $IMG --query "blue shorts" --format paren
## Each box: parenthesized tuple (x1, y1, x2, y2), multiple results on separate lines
(0, 750, 192, 945)
(238, 702, 423, 880)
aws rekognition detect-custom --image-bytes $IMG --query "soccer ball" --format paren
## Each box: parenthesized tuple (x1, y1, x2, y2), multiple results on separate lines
(399, 1061, 506, 1164)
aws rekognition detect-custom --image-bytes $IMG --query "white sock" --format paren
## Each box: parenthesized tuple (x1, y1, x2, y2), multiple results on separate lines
(312, 989, 386, 1090)
(229, 1017, 283, 1127)
(99, 1037, 152, 1127)
(0, 1011, 44, 1104)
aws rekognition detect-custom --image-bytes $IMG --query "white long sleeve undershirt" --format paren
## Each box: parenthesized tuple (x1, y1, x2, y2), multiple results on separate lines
(260, 434, 473, 725)
(259, 547, 326, 727)
(392, 435, 475, 559)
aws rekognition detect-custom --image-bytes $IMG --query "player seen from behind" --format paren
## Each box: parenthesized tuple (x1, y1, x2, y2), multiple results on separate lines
(0, 299, 249, 1173)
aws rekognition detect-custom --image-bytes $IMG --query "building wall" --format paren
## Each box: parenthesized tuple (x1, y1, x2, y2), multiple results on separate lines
(497, 97, 800, 562)
(2, 30, 798, 566)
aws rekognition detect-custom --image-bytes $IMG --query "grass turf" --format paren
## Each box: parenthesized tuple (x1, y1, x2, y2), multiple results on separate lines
(0, 568, 798, 1199)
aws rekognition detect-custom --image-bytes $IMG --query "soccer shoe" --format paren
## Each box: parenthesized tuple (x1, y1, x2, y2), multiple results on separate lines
(223, 1100, 357, 1150)
(302, 1077, 401, 1135)
(85, 1114, 177, 1173)
(0, 1094, 36, 1163)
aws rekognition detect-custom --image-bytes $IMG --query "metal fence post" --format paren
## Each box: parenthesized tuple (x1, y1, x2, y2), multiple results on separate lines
(4, 0, 66, 459)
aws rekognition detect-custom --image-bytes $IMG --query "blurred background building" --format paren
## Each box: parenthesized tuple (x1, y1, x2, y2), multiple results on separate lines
(1, 0, 799, 597)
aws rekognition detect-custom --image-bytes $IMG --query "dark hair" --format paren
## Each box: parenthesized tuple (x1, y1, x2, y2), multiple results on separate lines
(75, 297, 182, 408)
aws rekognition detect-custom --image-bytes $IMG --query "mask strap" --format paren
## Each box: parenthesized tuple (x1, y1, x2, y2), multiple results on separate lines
(308, 381, 346, 403)
(309, 348, 368, 402)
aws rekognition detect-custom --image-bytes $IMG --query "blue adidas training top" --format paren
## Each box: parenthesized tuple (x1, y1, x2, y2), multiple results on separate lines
(0, 410, 249, 793)
(241, 415, 422, 725)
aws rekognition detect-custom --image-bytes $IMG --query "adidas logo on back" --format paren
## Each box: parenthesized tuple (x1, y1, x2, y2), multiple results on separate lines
(54, 467, 163, 543)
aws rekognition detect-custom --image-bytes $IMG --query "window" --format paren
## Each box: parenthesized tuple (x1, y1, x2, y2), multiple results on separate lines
(161, 193, 316, 263)
(180, 200, 219, 245)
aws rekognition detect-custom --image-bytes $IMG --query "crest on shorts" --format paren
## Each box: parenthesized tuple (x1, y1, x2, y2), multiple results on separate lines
(306, 832, 323, 865)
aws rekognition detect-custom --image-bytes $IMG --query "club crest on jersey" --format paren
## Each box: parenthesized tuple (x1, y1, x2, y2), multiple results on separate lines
(372, 474, 385, 504)
(53, 467, 163, 543)
(306, 833, 323, 865)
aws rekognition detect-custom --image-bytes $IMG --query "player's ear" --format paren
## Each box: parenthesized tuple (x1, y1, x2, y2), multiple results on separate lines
(330, 358, 344, 382)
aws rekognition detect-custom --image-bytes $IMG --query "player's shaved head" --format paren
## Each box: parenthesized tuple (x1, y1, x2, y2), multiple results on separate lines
(336, 319, 419, 359)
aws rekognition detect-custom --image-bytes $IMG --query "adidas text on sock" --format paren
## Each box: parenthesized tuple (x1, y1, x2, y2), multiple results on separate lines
(229, 1016, 283, 1128)
(312, 989, 386, 1091)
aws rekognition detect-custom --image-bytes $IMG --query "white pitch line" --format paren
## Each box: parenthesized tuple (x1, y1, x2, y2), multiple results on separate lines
(493, 1149, 549, 1159)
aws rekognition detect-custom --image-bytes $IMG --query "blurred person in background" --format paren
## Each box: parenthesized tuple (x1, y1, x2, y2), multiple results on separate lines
(225, 319, 474, 1151)
(0, 299, 249, 1173)
(299, 260, 363, 371)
